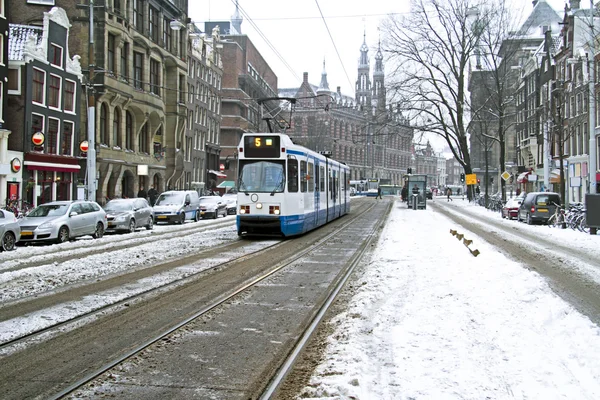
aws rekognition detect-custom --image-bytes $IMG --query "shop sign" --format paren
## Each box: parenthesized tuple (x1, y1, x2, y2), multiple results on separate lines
(10, 158, 21, 173)
(32, 132, 45, 146)
(80, 141, 89, 152)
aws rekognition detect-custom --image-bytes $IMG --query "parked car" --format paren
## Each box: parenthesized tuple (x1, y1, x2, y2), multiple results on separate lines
(0, 208, 20, 251)
(153, 190, 200, 224)
(517, 192, 561, 225)
(221, 193, 237, 215)
(18, 200, 107, 243)
(501, 197, 523, 220)
(199, 196, 227, 219)
(104, 198, 154, 233)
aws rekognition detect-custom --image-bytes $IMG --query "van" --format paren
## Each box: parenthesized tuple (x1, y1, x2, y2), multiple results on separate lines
(152, 190, 200, 224)
(517, 192, 561, 225)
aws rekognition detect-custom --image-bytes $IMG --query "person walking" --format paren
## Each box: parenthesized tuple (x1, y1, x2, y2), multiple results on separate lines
(446, 187, 453, 202)
(376, 186, 383, 199)
(401, 185, 408, 203)
(147, 185, 158, 206)
(137, 185, 147, 200)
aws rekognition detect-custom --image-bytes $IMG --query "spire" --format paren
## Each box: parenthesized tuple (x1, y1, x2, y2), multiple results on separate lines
(317, 58, 330, 92)
(231, 0, 243, 34)
(359, 29, 369, 67)
(374, 36, 383, 74)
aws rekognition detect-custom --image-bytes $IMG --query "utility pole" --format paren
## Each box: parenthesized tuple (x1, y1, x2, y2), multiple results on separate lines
(589, 0, 597, 195)
(86, 0, 97, 201)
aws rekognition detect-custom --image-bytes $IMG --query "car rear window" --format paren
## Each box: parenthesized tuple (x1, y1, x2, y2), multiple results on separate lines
(536, 194, 560, 206)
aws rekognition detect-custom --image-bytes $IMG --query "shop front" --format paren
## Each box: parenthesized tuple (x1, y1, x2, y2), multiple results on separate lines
(23, 153, 81, 207)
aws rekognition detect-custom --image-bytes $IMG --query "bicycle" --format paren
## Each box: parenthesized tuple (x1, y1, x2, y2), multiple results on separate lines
(547, 202, 565, 228)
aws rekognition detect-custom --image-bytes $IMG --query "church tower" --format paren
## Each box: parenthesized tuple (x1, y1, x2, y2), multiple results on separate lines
(231, 0, 243, 34)
(372, 38, 386, 115)
(355, 31, 372, 111)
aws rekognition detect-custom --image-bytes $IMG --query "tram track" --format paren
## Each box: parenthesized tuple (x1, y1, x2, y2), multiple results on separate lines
(0, 218, 236, 273)
(0, 198, 385, 400)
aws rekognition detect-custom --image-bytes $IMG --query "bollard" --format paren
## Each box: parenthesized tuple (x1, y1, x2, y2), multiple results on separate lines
(450, 229, 457, 236)
(463, 238, 473, 247)
(470, 248, 480, 257)
(456, 233, 464, 240)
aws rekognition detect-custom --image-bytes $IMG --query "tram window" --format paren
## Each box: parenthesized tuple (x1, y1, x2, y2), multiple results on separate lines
(329, 170, 333, 199)
(300, 160, 307, 193)
(319, 166, 325, 192)
(308, 162, 314, 192)
(287, 159, 298, 192)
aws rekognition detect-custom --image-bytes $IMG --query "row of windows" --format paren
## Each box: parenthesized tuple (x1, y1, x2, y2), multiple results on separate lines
(286, 159, 348, 196)
(189, 59, 222, 89)
(30, 113, 75, 156)
(31, 67, 76, 112)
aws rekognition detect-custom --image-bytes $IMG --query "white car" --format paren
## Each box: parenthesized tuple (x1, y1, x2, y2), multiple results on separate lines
(0, 208, 20, 251)
(221, 193, 237, 215)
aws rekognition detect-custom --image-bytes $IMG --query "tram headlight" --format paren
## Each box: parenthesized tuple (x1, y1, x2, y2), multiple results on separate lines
(269, 205, 280, 215)
(240, 205, 250, 214)
(256, 203, 263, 209)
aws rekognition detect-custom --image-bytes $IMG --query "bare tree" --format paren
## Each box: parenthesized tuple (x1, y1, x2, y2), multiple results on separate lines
(381, 0, 484, 198)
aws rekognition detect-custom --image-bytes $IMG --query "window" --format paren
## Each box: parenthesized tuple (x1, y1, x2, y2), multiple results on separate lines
(27, 0, 55, 4)
(133, 0, 143, 32)
(149, 6, 159, 42)
(179, 74, 185, 103)
(308, 162, 314, 192)
(7, 68, 20, 95)
(49, 43, 63, 68)
(300, 160, 307, 192)
(134, 52, 143, 90)
(163, 18, 171, 51)
(32, 68, 45, 105)
(287, 159, 298, 192)
(100, 103, 108, 144)
(126, 111, 133, 150)
(113, 108, 121, 147)
(48, 74, 61, 109)
(139, 122, 148, 153)
(107, 34, 116, 73)
(120, 42, 129, 81)
(64, 80, 75, 112)
(150, 59, 160, 95)
(47, 118, 59, 154)
(62, 121, 73, 156)
(113, 0, 121, 15)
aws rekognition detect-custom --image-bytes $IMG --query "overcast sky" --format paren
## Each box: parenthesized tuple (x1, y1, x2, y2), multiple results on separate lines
(188, 1, 568, 95)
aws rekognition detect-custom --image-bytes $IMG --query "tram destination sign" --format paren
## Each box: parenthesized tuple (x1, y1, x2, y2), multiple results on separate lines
(244, 136, 281, 158)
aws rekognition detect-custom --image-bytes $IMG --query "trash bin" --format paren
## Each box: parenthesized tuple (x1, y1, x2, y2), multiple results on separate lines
(585, 194, 600, 234)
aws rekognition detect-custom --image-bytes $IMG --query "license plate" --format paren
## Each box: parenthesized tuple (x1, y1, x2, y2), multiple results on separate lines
(157, 215, 167, 219)
(21, 231, 32, 235)
(108, 222, 115, 226)
(200, 211, 206, 215)
(537, 209, 548, 212)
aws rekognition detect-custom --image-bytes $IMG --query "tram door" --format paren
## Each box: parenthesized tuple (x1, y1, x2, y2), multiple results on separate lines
(313, 159, 320, 228)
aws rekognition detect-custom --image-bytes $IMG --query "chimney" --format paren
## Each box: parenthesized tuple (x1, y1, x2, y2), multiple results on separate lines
(570, 0, 580, 9)
(303, 72, 308, 83)
(337, 86, 341, 95)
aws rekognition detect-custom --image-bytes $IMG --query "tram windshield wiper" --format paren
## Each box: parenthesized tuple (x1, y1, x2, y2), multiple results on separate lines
(270, 177, 284, 196)
(238, 177, 249, 195)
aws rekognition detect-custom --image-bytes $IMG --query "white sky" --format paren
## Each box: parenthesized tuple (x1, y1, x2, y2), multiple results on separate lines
(188, 0, 569, 97)
(2, 194, 600, 398)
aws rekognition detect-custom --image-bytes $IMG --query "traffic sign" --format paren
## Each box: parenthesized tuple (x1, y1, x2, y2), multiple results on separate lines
(501, 171, 511, 181)
(466, 173, 478, 185)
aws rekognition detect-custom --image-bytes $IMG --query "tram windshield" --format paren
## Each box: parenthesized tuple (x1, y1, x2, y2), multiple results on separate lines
(238, 160, 285, 193)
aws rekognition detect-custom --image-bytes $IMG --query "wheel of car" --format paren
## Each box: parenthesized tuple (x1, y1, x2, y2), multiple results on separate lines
(1, 232, 16, 251)
(213, 209, 218, 219)
(57, 226, 70, 243)
(194, 210, 200, 222)
(92, 222, 104, 239)
(179, 212, 185, 224)
(128, 219, 136, 233)
(527, 213, 533, 225)
(145, 216, 153, 230)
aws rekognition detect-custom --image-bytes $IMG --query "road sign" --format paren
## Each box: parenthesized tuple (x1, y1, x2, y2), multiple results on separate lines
(501, 171, 511, 181)
(466, 173, 478, 185)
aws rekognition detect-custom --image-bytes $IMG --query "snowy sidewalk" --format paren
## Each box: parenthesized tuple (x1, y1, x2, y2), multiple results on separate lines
(299, 199, 600, 400)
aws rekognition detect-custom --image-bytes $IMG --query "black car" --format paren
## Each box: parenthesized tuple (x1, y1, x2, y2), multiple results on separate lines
(517, 192, 561, 225)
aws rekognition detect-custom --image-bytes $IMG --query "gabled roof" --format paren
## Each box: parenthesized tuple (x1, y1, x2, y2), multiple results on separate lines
(517, 0, 562, 37)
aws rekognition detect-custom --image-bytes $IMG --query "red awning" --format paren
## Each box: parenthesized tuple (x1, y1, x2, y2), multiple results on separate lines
(24, 160, 81, 173)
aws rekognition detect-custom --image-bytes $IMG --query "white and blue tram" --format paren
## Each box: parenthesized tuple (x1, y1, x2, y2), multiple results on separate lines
(236, 133, 351, 237)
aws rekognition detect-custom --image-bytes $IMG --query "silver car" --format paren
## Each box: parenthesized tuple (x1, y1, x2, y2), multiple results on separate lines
(18, 200, 107, 244)
(104, 198, 154, 233)
(0, 208, 20, 251)
(221, 193, 237, 215)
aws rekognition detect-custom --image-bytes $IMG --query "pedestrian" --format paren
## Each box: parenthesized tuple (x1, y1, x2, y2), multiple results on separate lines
(401, 185, 408, 203)
(148, 185, 158, 206)
(447, 187, 453, 202)
(137, 185, 147, 199)
(376, 186, 382, 199)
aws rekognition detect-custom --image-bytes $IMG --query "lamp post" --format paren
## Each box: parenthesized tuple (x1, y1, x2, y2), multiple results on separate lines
(86, 0, 96, 202)
(588, 0, 597, 195)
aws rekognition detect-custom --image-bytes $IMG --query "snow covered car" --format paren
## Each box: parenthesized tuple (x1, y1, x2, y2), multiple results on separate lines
(18, 201, 107, 244)
(199, 196, 227, 219)
(103, 198, 154, 233)
(501, 197, 522, 220)
(221, 193, 237, 215)
(0, 208, 20, 251)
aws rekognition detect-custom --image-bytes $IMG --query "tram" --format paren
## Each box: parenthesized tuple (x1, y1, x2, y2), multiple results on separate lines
(236, 133, 351, 237)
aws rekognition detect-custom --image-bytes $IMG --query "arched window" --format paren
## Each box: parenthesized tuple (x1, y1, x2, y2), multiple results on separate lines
(139, 122, 149, 153)
(100, 103, 108, 144)
(126, 111, 133, 150)
(113, 108, 122, 148)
